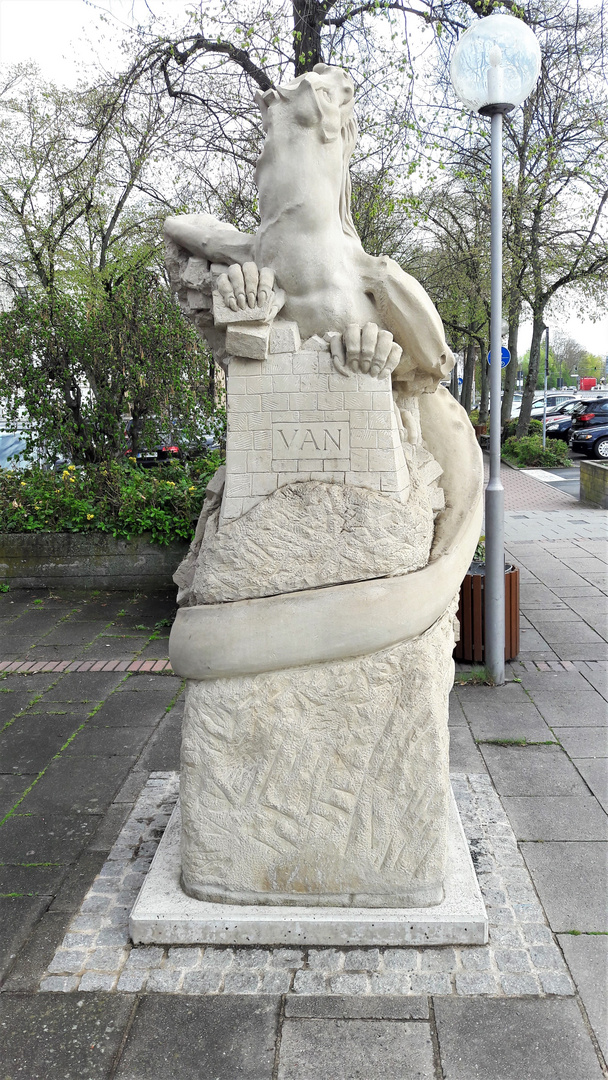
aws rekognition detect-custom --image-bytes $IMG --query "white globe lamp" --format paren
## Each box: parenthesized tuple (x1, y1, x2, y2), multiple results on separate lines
(450, 12, 541, 114)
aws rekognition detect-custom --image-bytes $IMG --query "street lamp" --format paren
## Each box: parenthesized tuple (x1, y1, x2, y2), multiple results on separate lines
(450, 13, 541, 685)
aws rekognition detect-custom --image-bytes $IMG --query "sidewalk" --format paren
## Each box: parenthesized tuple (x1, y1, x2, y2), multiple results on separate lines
(0, 467, 606, 1079)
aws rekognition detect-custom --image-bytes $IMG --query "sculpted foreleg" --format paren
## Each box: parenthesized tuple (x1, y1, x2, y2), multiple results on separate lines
(163, 213, 255, 266)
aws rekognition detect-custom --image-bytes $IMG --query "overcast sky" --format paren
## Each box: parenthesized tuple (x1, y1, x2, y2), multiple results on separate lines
(1, 0, 606, 359)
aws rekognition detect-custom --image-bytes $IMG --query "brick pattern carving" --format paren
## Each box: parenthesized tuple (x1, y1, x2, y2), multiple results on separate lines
(221, 322, 409, 525)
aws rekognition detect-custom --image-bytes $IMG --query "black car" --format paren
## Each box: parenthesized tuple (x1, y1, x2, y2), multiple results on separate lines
(543, 399, 583, 442)
(569, 399, 608, 459)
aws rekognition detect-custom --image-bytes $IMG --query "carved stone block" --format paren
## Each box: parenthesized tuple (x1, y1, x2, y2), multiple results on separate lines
(180, 604, 457, 908)
(225, 322, 271, 360)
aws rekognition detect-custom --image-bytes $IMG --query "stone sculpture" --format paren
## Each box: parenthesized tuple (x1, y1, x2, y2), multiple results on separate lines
(165, 64, 483, 912)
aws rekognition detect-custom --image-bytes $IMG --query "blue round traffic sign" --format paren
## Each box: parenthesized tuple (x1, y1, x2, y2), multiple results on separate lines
(488, 347, 511, 368)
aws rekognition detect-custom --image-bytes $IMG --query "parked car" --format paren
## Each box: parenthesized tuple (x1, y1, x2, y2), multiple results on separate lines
(543, 399, 583, 442)
(569, 398, 608, 459)
(124, 419, 219, 467)
(529, 393, 577, 418)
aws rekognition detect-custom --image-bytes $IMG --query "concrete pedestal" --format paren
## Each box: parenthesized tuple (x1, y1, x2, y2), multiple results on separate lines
(129, 786, 487, 947)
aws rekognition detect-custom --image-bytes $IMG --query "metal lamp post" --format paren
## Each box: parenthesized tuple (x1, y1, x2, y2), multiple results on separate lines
(450, 14, 541, 685)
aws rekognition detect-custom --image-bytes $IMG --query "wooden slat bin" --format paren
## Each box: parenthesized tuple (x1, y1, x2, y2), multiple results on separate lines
(453, 565, 520, 662)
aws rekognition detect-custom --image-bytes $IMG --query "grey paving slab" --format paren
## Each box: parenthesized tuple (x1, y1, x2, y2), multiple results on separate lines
(0, 860, 67, 896)
(0, 910, 72, 991)
(0, 774, 28, 816)
(532, 620, 605, 644)
(480, 745, 587, 796)
(558, 933, 608, 1060)
(449, 727, 487, 773)
(86, 635, 150, 659)
(87, 803, 132, 852)
(517, 585, 568, 608)
(277, 1018, 435, 1080)
(284, 996, 429, 1019)
(47, 850, 107, 913)
(137, 709, 182, 772)
(0, 672, 60, 693)
(553, 643, 608, 661)
(524, 607, 581, 623)
(554, 727, 608, 757)
(114, 995, 280, 1080)
(35, 622, 111, 647)
(116, 673, 182, 694)
(501, 796, 608, 840)
(45, 670, 127, 700)
(573, 758, 608, 811)
(0, 811, 102, 864)
(86, 692, 169, 728)
(448, 695, 467, 726)
(466, 709, 554, 744)
(521, 842, 608, 932)
(578, 663, 608, 699)
(434, 997, 605, 1080)
(518, 629, 553, 653)
(0, 689, 46, 721)
(0, 716, 81, 773)
(0, 992, 133, 1079)
(65, 724, 153, 760)
(515, 668, 596, 693)
(0, 894, 50, 980)
(20, 755, 135, 815)
(528, 689, 606, 727)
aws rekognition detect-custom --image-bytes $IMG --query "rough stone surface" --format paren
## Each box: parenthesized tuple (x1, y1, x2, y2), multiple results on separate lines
(192, 480, 434, 603)
(180, 608, 456, 908)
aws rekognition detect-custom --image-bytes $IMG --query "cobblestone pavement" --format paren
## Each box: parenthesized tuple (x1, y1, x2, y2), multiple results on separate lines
(0, 485, 607, 1077)
(39, 772, 575, 1000)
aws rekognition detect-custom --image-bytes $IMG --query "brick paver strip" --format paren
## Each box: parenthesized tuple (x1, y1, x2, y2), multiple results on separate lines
(102, 660, 119, 671)
(128, 661, 144, 672)
(140, 661, 155, 672)
(116, 661, 131, 671)
(55, 661, 71, 671)
(90, 661, 106, 671)
(152, 661, 167, 672)
(17, 662, 36, 672)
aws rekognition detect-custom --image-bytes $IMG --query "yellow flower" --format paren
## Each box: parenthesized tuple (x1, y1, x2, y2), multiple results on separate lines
(68, 465, 76, 471)
(62, 470, 69, 478)
(128, 456, 137, 464)
(188, 486, 195, 492)
(69, 477, 75, 483)
(166, 481, 176, 487)
(87, 513, 94, 520)
(20, 482, 26, 487)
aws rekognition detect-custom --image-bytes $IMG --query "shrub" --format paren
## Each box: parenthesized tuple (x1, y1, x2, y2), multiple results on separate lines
(502, 435, 570, 468)
(0, 454, 224, 545)
(502, 417, 543, 441)
(469, 409, 480, 426)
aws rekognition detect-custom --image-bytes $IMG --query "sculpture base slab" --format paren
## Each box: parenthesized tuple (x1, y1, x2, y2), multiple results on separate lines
(130, 787, 487, 947)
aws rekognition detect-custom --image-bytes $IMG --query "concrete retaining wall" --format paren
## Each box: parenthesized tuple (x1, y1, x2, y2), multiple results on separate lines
(580, 460, 608, 509)
(0, 532, 188, 590)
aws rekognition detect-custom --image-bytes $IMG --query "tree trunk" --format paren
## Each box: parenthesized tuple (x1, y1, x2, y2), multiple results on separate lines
(516, 314, 546, 437)
(461, 341, 476, 414)
(500, 301, 521, 426)
(479, 347, 489, 424)
(293, 0, 325, 74)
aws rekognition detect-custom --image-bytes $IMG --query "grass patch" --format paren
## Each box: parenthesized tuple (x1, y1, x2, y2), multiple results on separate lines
(454, 666, 489, 685)
(476, 738, 559, 747)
